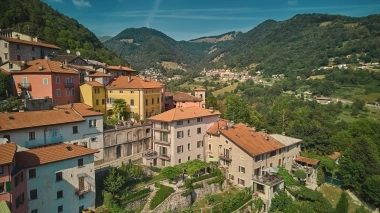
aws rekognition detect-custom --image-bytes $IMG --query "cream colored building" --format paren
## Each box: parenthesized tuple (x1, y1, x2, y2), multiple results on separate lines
(143, 107, 220, 167)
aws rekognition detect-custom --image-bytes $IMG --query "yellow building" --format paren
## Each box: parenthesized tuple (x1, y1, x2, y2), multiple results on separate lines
(79, 81, 107, 113)
(106, 76, 164, 120)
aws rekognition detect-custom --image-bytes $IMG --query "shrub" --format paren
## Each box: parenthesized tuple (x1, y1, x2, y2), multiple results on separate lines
(181, 189, 193, 197)
(121, 188, 150, 205)
(149, 166, 162, 173)
(193, 182, 203, 189)
(149, 183, 174, 210)
(295, 170, 307, 180)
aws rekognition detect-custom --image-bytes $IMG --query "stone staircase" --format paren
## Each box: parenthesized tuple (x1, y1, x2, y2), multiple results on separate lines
(141, 186, 157, 213)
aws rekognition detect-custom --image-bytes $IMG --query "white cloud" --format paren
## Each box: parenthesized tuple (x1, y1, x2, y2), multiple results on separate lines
(72, 0, 91, 8)
(287, 0, 298, 5)
(52, 0, 63, 2)
(145, 0, 162, 28)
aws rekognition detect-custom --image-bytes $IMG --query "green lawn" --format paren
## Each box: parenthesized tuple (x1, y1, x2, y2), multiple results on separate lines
(212, 83, 238, 96)
(179, 83, 203, 89)
(331, 87, 380, 103)
(318, 184, 361, 213)
(190, 187, 240, 213)
(338, 107, 380, 122)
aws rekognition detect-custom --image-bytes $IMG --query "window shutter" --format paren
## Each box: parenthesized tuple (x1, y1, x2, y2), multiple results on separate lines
(6, 181, 12, 193)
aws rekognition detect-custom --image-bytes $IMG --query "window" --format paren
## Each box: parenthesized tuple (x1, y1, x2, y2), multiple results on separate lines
(29, 131, 35, 140)
(187, 120, 190, 124)
(8, 63, 12, 69)
(130, 99, 134, 106)
(197, 128, 202, 134)
(239, 166, 246, 174)
(229, 174, 235, 180)
(30, 189, 38, 200)
(160, 146, 168, 156)
(255, 155, 262, 162)
(56, 89, 61, 97)
(187, 129, 191, 136)
(31, 210, 38, 213)
(71, 76, 74, 83)
(14, 172, 23, 187)
(197, 154, 201, 159)
(197, 117, 203, 122)
(43, 78, 48, 85)
(197, 141, 203, 148)
(32, 57, 35, 60)
(17, 55, 20, 60)
(208, 144, 211, 150)
(270, 151, 276, 157)
(176, 120, 183, 126)
(58, 205, 63, 213)
(4, 53, 8, 60)
(79, 206, 84, 213)
(79, 194, 85, 200)
(176, 131, 184, 138)
(178, 159, 182, 164)
(177, 145, 183, 153)
(66, 89, 70, 96)
(225, 140, 229, 144)
(96, 99, 99, 105)
(57, 190, 63, 199)
(56, 76, 60, 84)
(238, 178, 245, 186)
(17, 44, 20, 49)
(56, 172, 63, 182)
(4, 43, 7, 48)
(130, 91, 134, 94)
(188, 143, 191, 150)
(29, 169, 36, 179)
(145, 99, 148, 105)
(257, 184, 265, 194)
(16, 193, 24, 208)
(188, 156, 191, 161)
(152, 98, 154, 104)
(89, 120, 93, 128)
(0, 182, 4, 194)
(109, 90, 113, 93)
(73, 126, 78, 134)
(32, 46, 35, 51)
(78, 158, 84, 167)
(157, 97, 159, 103)
(93, 119, 97, 127)
(0, 165, 3, 174)
(71, 88, 75, 96)
(102, 99, 105, 104)
(119, 90, 123, 93)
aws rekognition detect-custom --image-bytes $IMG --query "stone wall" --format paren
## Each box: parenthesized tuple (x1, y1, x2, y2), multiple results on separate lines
(192, 180, 225, 200)
(125, 196, 149, 210)
(151, 191, 192, 213)
(24, 98, 52, 110)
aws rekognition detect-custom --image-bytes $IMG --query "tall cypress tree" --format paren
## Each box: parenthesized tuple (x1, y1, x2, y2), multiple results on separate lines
(336, 191, 349, 213)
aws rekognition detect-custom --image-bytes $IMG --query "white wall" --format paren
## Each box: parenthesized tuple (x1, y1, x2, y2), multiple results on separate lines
(26, 154, 96, 212)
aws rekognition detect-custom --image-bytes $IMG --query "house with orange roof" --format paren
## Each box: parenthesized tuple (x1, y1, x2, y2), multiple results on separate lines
(107, 65, 135, 78)
(143, 107, 220, 167)
(206, 119, 302, 211)
(10, 59, 80, 105)
(0, 30, 59, 64)
(0, 142, 27, 213)
(0, 108, 105, 162)
(79, 81, 107, 113)
(106, 76, 165, 120)
(15, 144, 98, 213)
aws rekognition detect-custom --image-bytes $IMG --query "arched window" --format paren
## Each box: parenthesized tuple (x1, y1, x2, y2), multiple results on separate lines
(116, 145, 121, 158)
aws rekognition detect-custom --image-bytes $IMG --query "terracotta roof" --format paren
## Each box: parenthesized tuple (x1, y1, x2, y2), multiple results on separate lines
(11, 59, 78, 74)
(51, 55, 87, 64)
(54, 103, 93, 110)
(269, 134, 302, 146)
(207, 119, 228, 135)
(108, 65, 135, 72)
(328, 152, 341, 160)
(0, 68, 8, 74)
(85, 81, 104, 87)
(0, 36, 60, 49)
(194, 87, 206, 91)
(173, 92, 203, 102)
(15, 144, 98, 168)
(295, 156, 320, 166)
(88, 71, 111, 77)
(149, 106, 220, 122)
(165, 92, 173, 97)
(75, 109, 103, 117)
(68, 64, 93, 72)
(0, 143, 17, 165)
(0, 110, 85, 131)
(54, 103, 103, 117)
(209, 122, 285, 157)
(107, 76, 163, 89)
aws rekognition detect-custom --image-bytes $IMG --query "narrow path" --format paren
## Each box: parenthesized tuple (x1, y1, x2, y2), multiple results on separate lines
(141, 185, 157, 213)
(345, 190, 378, 213)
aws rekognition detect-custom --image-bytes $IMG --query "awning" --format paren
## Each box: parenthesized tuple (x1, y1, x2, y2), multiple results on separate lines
(0, 201, 11, 213)
(208, 157, 219, 162)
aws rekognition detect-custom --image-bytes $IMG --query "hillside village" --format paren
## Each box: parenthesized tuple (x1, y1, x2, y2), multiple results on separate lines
(0, 29, 329, 213)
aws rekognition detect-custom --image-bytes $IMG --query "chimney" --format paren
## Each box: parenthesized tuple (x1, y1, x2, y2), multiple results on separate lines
(119, 65, 122, 69)
(227, 121, 234, 128)
(282, 132, 286, 136)
(59, 63, 63, 68)
(45, 56, 49, 60)
(252, 127, 256, 132)
(128, 75, 131, 83)
(39, 65, 44, 71)
(70, 103, 74, 109)
(209, 107, 214, 113)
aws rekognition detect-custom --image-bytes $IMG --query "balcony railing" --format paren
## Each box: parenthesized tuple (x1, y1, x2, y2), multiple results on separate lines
(153, 138, 171, 145)
(252, 175, 284, 186)
(65, 82, 74, 88)
(17, 83, 31, 90)
(25, 135, 64, 148)
(291, 164, 313, 174)
(219, 154, 232, 162)
(75, 185, 92, 195)
(158, 153, 171, 160)
(143, 149, 158, 160)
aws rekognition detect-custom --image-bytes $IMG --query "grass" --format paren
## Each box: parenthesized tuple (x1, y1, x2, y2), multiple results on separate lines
(337, 107, 380, 122)
(319, 21, 332, 26)
(179, 82, 203, 90)
(134, 174, 165, 189)
(318, 184, 361, 213)
(212, 83, 238, 96)
(331, 87, 380, 103)
(307, 75, 325, 80)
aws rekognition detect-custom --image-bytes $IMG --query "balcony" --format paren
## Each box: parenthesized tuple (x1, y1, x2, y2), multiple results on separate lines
(75, 185, 92, 195)
(252, 174, 284, 186)
(17, 83, 31, 90)
(291, 163, 313, 174)
(153, 138, 171, 145)
(25, 135, 64, 148)
(154, 125, 170, 132)
(219, 154, 232, 162)
(65, 82, 74, 88)
(143, 149, 158, 160)
(158, 153, 171, 160)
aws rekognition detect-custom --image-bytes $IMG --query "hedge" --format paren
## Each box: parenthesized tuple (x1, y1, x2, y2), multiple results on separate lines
(122, 193, 150, 205)
(122, 188, 150, 201)
(149, 166, 162, 173)
(181, 189, 193, 197)
(193, 183, 203, 189)
(149, 183, 174, 210)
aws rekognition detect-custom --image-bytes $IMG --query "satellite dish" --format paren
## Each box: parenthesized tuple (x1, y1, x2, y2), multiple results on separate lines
(76, 51, 81, 56)
(66, 50, 70, 54)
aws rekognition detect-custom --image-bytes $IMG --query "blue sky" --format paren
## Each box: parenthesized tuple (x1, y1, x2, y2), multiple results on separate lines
(42, 0, 380, 41)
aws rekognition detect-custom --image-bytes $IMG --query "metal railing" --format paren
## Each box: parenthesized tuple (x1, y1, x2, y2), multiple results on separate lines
(65, 82, 74, 88)
(75, 185, 92, 195)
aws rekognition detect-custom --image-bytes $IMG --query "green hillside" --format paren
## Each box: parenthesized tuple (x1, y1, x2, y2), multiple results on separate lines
(206, 14, 380, 77)
(0, 0, 125, 65)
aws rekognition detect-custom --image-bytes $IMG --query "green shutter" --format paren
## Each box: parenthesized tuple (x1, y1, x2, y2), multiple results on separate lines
(5, 181, 11, 193)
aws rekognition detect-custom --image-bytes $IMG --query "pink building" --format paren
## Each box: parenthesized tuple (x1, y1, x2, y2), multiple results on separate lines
(11, 59, 80, 105)
(0, 142, 27, 213)
(173, 92, 203, 108)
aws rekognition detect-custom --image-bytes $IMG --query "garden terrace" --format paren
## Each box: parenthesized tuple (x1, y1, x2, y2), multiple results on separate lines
(252, 174, 284, 186)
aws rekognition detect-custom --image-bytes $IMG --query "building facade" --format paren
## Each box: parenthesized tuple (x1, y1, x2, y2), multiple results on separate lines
(79, 82, 107, 113)
(15, 144, 98, 213)
(144, 107, 220, 167)
(173, 92, 203, 109)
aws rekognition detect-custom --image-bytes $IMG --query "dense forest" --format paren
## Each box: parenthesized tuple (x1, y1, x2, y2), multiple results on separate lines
(0, 0, 125, 65)
(206, 14, 380, 77)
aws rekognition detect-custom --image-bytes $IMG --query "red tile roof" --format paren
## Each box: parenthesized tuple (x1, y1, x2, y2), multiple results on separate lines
(149, 106, 220, 122)
(68, 64, 93, 72)
(0, 36, 60, 49)
(194, 87, 206, 91)
(0, 143, 17, 165)
(206, 119, 228, 135)
(106, 76, 164, 89)
(54, 103, 103, 117)
(11, 59, 78, 74)
(165, 92, 173, 97)
(295, 156, 320, 166)
(54, 103, 93, 110)
(15, 144, 98, 168)
(108, 65, 135, 72)
(88, 72, 111, 77)
(0, 110, 85, 131)
(328, 152, 341, 161)
(85, 81, 104, 87)
(173, 92, 203, 102)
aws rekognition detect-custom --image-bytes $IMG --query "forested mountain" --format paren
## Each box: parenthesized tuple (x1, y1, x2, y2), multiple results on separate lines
(103, 27, 234, 71)
(0, 0, 125, 65)
(98, 36, 112, 42)
(189, 31, 242, 43)
(206, 14, 380, 77)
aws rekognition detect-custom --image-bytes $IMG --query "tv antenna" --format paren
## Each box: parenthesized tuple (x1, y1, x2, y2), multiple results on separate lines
(66, 50, 70, 55)
(76, 51, 81, 56)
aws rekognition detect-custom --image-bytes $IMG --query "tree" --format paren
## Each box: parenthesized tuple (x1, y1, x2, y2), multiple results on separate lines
(112, 99, 127, 120)
(103, 191, 125, 213)
(362, 175, 380, 207)
(355, 205, 369, 213)
(160, 166, 182, 182)
(336, 191, 349, 213)
(352, 99, 365, 110)
(104, 168, 125, 195)
(223, 94, 252, 124)
(270, 190, 293, 212)
(295, 170, 307, 180)
(205, 94, 219, 110)
(0, 73, 10, 97)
